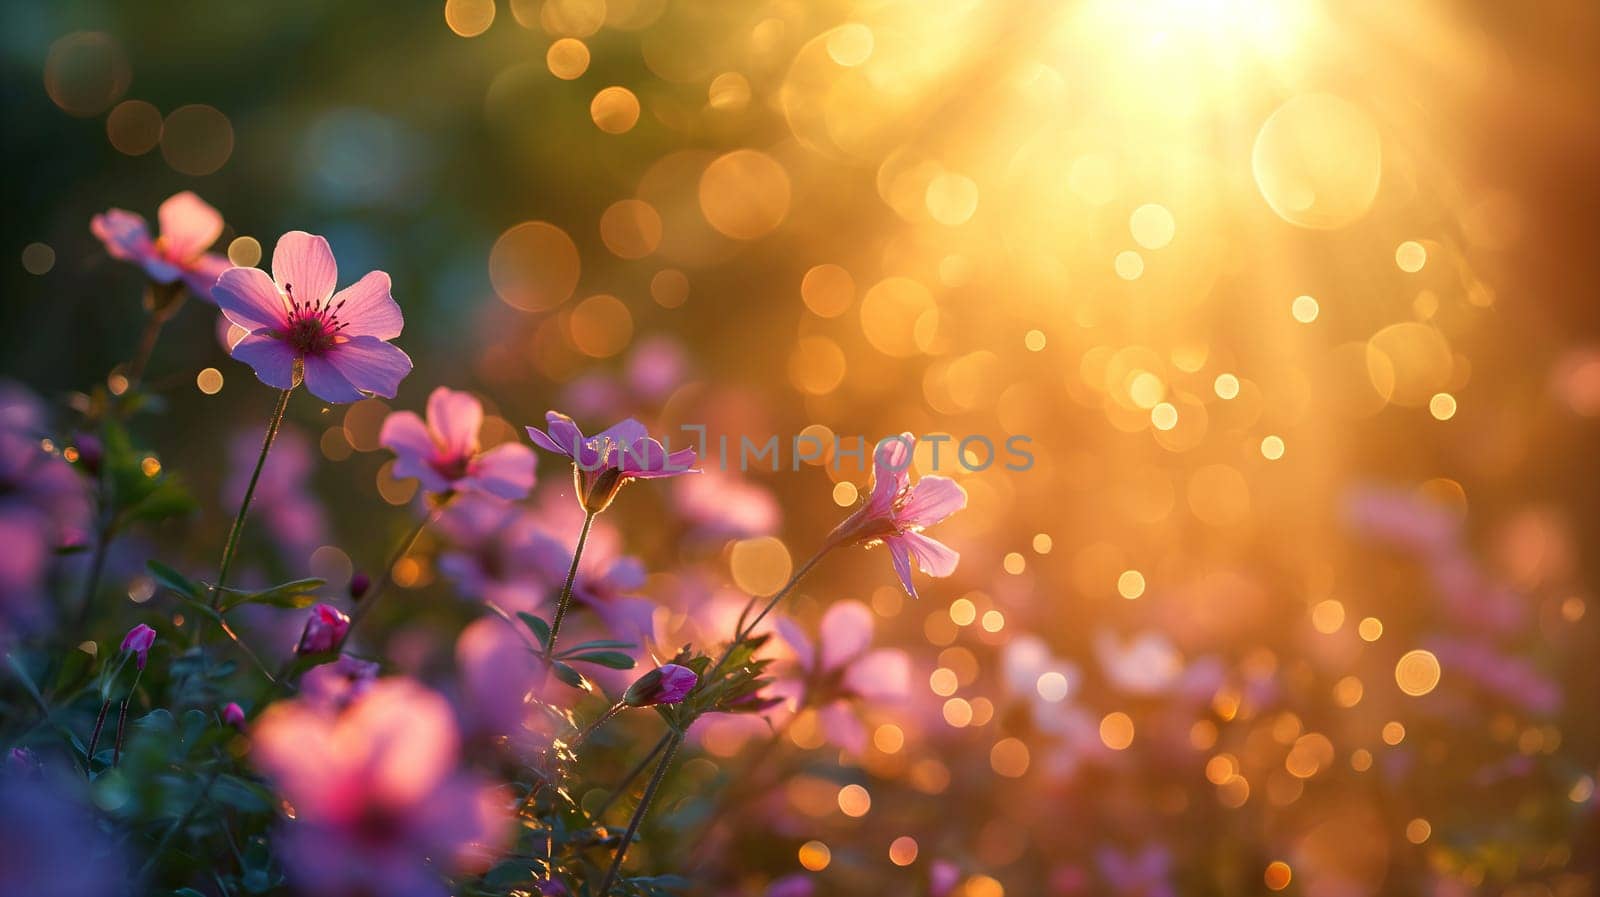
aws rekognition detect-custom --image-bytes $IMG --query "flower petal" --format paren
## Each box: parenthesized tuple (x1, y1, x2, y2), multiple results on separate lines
(270, 231, 338, 306)
(321, 336, 412, 400)
(215, 266, 289, 331)
(90, 209, 151, 261)
(817, 701, 867, 754)
(462, 443, 536, 500)
(301, 354, 364, 404)
(774, 615, 816, 671)
(819, 600, 874, 670)
(898, 476, 967, 528)
(901, 530, 960, 578)
(527, 411, 584, 459)
(181, 253, 232, 303)
(157, 191, 223, 260)
(867, 433, 915, 514)
(596, 417, 649, 450)
(843, 648, 911, 702)
(427, 387, 482, 459)
(229, 332, 298, 390)
(884, 536, 920, 599)
(380, 411, 451, 493)
(328, 270, 403, 340)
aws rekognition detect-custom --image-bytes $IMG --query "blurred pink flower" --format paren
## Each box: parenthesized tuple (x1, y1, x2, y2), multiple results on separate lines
(764, 874, 814, 897)
(299, 654, 380, 713)
(221, 702, 246, 729)
(1, 382, 91, 633)
(525, 411, 696, 513)
(380, 387, 535, 499)
(295, 604, 350, 655)
(624, 335, 690, 402)
(775, 600, 911, 753)
(120, 623, 156, 669)
(825, 434, 965, 599)
(91, 191, 231, 301)
(216, 231, 411, 403)
(435, 498, 548, 615)
(252, 678, 508, 897)
(225, 424, 327, 564)
(521, 491, 653, 642)
(672, 468, 780, 542)
(456, 616, 548, 739)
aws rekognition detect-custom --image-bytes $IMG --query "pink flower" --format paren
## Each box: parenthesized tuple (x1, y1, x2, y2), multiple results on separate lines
(299, 654, 380, 713)
(251, 678, 508, 897)
(120, 623, 156, 669)
(215, 231, 411, 404)
(825, 434, 965, 599)
(221, 702, 246, 730)
(672, 469, 780, 542)
(1, 383, 91, 633)
(525, 411, 696, 513)
(775, 601, 911, 754)
(91, 191, 231, 301)
(295, 604, 350, 655)
(380, 387, 535, 499)
(622, 663, 698, 707)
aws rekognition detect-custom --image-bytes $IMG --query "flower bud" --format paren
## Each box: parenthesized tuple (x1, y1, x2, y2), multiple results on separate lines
(295, 604, 350, 655)
(348, 572, 371, 601)
(120, 623, 156, 670)
(622, 663, 697, 707)
(221, 702, 246, 730)
(576, 464, 625, 515)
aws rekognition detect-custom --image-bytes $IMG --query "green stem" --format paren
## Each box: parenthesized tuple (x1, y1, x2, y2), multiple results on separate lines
(209, 388, 294, 616)
(124, 308, 168, 390)
(340, 503, 446, 646)
(543, 510, 596, 658)
(597, 733, 682, 896)
(595, 733, 671, 820)
(703, 546, 831, 685)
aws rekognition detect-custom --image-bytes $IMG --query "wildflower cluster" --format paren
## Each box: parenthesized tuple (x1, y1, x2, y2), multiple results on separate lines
(0, 197, 966, 897)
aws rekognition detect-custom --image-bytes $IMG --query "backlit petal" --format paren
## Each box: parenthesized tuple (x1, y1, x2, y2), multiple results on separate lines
(427, 387, 482, 458)
(181, 253, 232, 303)
(321, 336, 412, 400)
(157, 191, 223, 260)
(462, 442, 536, 500)
(884, 536, 919, 599)
(215, 266, 289, 331)
(271, 231, 338, 305)
(898, 476, 967, 527)
(328, 270, 402, 340)
(302, 354, 364, 404)
(843, 648, 911, 701)
(90, 209, 151, 261)
(901, 530, 960, 578)
(229, 332, 298, 390)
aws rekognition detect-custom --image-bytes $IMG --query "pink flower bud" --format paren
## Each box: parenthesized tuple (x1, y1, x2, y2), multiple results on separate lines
(295, 604, 350, 655)
(120, 624, 156, 669)
(622, 663, 697, 707)
(348, 572, 371, 600)
(221, 702, 246, 730)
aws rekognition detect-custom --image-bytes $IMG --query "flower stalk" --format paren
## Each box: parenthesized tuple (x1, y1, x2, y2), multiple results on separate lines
(596, 732, 682, 897)
(542, 509, 596, 659)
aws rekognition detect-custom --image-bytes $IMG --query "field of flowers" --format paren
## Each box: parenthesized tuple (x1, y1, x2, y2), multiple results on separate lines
(2, 2, 1597, 896)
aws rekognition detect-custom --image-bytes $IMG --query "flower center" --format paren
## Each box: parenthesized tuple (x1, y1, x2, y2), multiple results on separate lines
(430, 453, 471, 481)
(279, 283, 347, 356)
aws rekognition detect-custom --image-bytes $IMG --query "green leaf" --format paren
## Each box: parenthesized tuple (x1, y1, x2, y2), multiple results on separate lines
(516, 612, 550, 649)
(121, 478, 196, 524)
(146, 560, 202, 601)
(550, 661, 593, 693)
(213, 775, 272, 814)
(482, 861, 536, 889)
(557, 638, 635, 655)
(284, 649, 340, 678)
(566, 651, 635, 670)
(219, 578, 325, 613)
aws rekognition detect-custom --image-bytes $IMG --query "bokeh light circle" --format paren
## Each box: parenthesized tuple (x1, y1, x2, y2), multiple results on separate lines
(699, 150, 791, 240)
(1252, 93, 1382, 229)
(489, 221, 581, 311)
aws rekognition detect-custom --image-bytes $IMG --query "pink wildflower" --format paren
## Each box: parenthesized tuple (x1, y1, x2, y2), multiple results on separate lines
(775, 600, 911, 754)
(299, 654, 380, 713)
(380, 387, 535, 499)
(215, 231, 411, 404)
(825, 434, 965, 598)
(251, 678, 507, 897)
(622, 663, 698, 707)
(120, 623, 156, 669)
(524, 412, 696, 513)
(221, 702, 246, 730)
(295, 604, 350, 655)
(91, 191, 231, 301)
